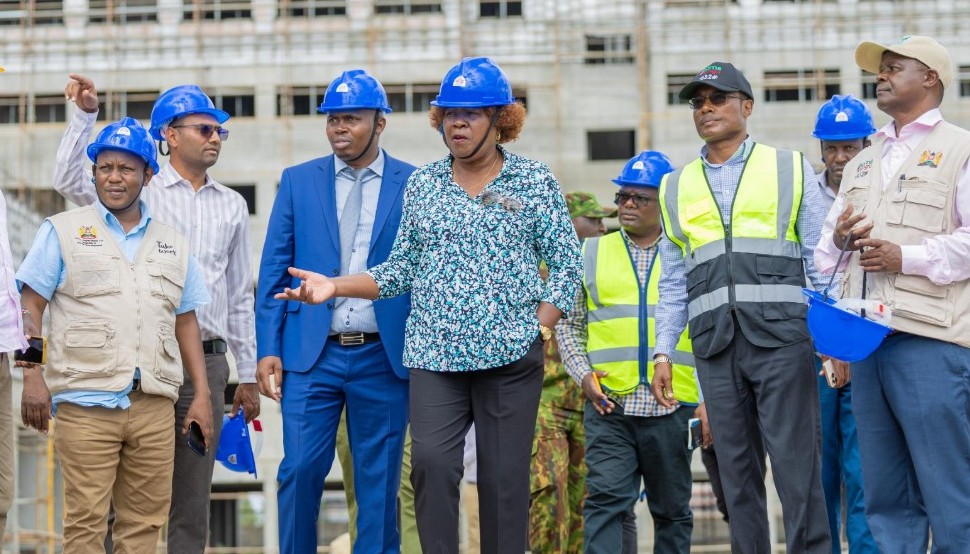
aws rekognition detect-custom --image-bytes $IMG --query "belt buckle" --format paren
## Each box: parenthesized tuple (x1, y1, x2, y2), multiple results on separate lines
(339, 332, 365, 346)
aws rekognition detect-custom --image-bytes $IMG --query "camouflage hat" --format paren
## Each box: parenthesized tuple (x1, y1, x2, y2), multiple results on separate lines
(565, 192, 616, 219)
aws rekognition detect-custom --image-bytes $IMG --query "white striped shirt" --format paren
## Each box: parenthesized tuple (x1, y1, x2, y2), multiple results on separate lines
(53, 107, 257, 382)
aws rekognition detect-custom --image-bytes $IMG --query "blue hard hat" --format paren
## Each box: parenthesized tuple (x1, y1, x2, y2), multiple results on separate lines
(812, 95, 876, 141)
(802, 289, 891, 362)
(431, 57, 515, 108)
(612, 150, 675, 188)
(317, 69, 392, 114)
(150, 85, 229, 141)
(87, 117, 159, 173)
(216, 410, 260, 478)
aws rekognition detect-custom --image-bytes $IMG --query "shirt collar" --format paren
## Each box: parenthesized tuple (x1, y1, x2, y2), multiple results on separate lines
(700, 135, 753, 168)
(335, 148, 385, 179)
(816, 170, 838, 201)
(876, 108, 943, 140)
(155, 163, 220, 191)
(619, 227, 661, 250)
(95, 198, 151, 236)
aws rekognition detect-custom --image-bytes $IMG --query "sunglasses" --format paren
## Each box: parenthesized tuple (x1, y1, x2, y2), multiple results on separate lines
(614, 192, 657, 208)
(687, 92, 744, 110)
(170, 123, 230, 141)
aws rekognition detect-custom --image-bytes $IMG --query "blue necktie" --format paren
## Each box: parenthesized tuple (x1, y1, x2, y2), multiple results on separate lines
(339, 168, 365, 276)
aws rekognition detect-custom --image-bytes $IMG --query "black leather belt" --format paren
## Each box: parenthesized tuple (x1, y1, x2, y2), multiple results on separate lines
(132, 378, 141, 391)
(203, 339, 228, 354)
(328, 332, 381, 346)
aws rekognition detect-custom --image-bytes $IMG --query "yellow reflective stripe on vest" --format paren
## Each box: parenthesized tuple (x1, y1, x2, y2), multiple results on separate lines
(582, 233, 699, 403)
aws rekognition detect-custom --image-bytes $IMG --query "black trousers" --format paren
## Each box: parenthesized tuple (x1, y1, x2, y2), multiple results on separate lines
(409, 337, 544, 554)
(696, 329, 830, 554)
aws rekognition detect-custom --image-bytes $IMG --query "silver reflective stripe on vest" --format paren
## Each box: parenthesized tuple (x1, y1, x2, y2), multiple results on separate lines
(775, 149, 797, 240)
(687, 284, 805, 320)
(583, 236, 603, 308)
(587, 304, 641, 323)
(685, 238, 801, 272)
(588, 346, 695, 368)
(663, 170, 689, 252)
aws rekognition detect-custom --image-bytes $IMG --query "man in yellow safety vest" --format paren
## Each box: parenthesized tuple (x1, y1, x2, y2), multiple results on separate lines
(557, 151, 702, 554)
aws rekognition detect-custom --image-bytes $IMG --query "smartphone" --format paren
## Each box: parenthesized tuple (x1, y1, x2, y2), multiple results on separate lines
(14, 337, 46, 365)
(187, 421, 206, 457)
(822, 359, 837, 388)
(688, 418, 703, 450)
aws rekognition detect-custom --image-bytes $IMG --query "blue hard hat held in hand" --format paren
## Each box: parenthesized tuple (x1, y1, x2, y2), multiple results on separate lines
(812, 94, 876, 141)
(612, 150, 675, 188)
(317, 69, 392, 114)
(216, 409, 262, 478)
(86, 117, 160, 173)
(802, 289, 892, 362)
(431, 57, 515, 108)
(150, 85, 229, 141)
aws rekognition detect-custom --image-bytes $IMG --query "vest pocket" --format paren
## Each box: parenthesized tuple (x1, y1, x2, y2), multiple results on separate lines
(154, 325, 184, 387)
(72, 253, 121, 297)
(892, 273, 953, 327)
(148, 262, 185, 309)
(64, 321, 118, 376)
(887, 185, 947, 233)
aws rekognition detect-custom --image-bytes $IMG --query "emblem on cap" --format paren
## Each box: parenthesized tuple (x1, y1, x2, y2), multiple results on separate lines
(336, 83, 350, 93)
(452, 76, 467, 87)
(116, 127, 131, 136)
(631, 161, 646, 170)
(835, 111, 849, 122)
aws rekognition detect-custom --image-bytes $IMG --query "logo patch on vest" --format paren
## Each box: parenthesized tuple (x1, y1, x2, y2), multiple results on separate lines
(156, 240, 176, 255)
(75, 225, 103, 247)
(917, 150, 942, 168)
(855, 159, 872, 178)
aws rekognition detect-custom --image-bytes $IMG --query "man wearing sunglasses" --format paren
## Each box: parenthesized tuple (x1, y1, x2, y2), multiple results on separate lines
(53, 76, 258, 554)
(558, 152, 701, 553)
(652, 62, 831, 554)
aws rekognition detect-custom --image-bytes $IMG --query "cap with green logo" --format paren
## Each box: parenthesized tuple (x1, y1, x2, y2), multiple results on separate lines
(565, 192, 616, 219)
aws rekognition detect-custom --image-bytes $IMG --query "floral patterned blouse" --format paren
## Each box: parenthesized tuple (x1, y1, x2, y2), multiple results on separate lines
(368, 147, 583, 372)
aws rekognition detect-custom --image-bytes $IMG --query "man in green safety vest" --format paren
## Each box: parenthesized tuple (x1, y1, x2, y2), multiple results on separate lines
(557, 151, 703, 554)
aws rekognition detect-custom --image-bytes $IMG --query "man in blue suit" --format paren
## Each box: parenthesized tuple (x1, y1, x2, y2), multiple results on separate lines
(255, 69, 415, 554)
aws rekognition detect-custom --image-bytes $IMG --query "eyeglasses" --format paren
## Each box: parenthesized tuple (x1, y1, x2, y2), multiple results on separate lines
(687, 92, 744, 110)
(614, 192, 657, 208)
(170, 123, 229, 141)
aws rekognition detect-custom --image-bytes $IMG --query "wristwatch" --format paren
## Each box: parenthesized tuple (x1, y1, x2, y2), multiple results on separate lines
(539, 324, 555, 342)
(653, 354, 672, 365)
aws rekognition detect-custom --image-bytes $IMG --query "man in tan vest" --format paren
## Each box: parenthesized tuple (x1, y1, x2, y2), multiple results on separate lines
(816, 35, 970, 553)
(15, 117, 213, 554)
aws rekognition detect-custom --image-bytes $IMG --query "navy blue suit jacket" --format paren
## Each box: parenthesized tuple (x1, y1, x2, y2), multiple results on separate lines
(256, 150, 415, 380)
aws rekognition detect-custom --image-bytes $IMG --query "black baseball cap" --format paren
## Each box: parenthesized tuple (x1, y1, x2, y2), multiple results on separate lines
(679, 62, 754, 101)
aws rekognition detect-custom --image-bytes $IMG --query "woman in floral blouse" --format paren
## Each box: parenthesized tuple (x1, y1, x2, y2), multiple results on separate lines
(275, 57, 582, 553)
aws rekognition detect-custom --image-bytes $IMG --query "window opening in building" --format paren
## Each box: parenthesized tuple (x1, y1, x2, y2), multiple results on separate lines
(89, 0, 157, 23)
(183, 0, 251, 21)
(479, 0, 521, 17)
(374, 0, 441, 14)
(588, 130, 636, 161)
(763, 68, 840, 102)
(226, 184, 257, 215)
(585, 35, 634, 65)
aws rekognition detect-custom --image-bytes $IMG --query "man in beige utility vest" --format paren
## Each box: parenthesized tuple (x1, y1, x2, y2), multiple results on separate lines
(558, 152, 702, 554)
(653, 62, 831, 554)
(15, 117, 213, 554)
(815, 35, 970, 553)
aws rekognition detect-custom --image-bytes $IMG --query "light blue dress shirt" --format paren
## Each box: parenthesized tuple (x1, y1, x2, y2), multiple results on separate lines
(331, 150, 383, 334)
(16, 200, 210, 409)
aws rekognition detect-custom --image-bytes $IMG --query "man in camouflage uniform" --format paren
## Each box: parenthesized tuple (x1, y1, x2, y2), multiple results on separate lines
(529, 192, 614, 553)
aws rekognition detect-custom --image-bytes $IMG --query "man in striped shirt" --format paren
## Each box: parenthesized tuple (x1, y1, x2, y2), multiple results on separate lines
(54, 74, 259, 554)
